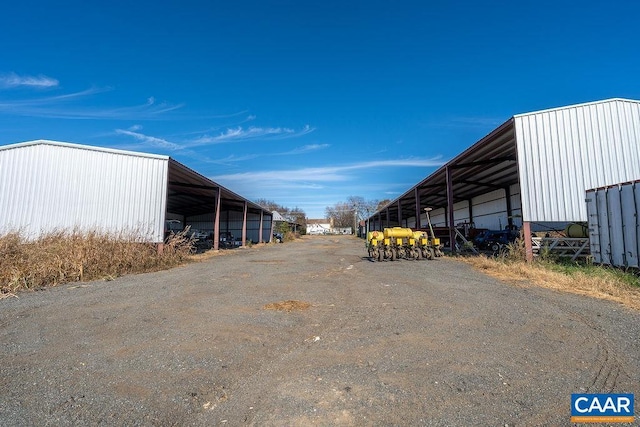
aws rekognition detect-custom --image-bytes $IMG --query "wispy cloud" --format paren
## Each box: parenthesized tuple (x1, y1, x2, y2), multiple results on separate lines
(0, 72, 59, 88)
(114, 126, 319, 161)
(281, 144, 330, 155)
(115, 129, 182, 151)
(213, 157, 444, 187)
(0, 86, 184, 119)
(192, 124, 315, 145)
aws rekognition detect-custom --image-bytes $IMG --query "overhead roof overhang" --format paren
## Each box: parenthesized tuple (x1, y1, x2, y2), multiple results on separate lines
(372, 118, 519, 224)
(167, 159, 270, 218)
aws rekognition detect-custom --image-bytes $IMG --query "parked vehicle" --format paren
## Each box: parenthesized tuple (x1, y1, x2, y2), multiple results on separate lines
(187, 228, 208, 241)
(219, 231, 241, 249)
(164, 219, 183, 240)
(473, 229, 518, 252)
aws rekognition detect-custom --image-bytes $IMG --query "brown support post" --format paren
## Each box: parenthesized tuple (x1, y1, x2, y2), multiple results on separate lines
(385, 208, 390, 228)
(242, 201, 248, 246)
(269, 214, 275, 242)
(523, 221, 533, 261)
(414, 188, 421, 229)
(213, 188, 221, 250)
(397, 201, 402, 228)
(258, 210, 264, 243)
(468, 199, 474, 226)
(446, 166, 455, 252)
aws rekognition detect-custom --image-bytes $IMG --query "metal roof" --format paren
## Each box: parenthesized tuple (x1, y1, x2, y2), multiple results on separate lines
(371, 98, 640, 225)
(167, 159, 268, 218)
(1, 139, 169, 160)
(375, 118, 519, 224)
(1, 139, 271, 227)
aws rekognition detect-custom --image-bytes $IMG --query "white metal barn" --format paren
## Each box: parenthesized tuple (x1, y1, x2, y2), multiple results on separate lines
(0, 140, 273, 249)
(367, 98, 640, 259)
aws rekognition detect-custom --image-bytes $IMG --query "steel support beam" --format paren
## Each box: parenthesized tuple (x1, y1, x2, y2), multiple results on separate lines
(457, 179, 505, 190)
(505, 186, 513, 229)
(414, 187, 421, 229)
(449, 155, 516, 169)
(241, 201, 248, 246)
(446, 166, 455, 252)
(213, 188, 221, 250)
(259, 210, 264, 243)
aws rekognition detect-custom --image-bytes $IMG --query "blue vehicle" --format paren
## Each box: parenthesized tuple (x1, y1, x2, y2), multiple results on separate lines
(473, 229, 518, 252)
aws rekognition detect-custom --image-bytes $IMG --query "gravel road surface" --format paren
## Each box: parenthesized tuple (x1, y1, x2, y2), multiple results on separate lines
(1, 235, 639, 426)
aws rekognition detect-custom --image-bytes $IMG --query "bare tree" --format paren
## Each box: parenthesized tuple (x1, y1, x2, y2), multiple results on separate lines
(347, 196, 380, 221)
(376, 199, 391, 212)
(325, 202, 355, 228)
(325, 196, 382, 230)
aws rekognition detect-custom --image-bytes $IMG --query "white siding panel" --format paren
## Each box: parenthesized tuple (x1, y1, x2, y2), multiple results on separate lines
(509, 183, 523, 227)
(187, 213, 215, 235)
(453, 200, 470, 224)
(0, 143, 168, 241)
(516, 99, 640, 222)
(430, 209, 447, 227)
(470, 189, 508, 229)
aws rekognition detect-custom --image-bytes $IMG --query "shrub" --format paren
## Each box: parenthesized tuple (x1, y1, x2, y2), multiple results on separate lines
(0, 230, 194, 295)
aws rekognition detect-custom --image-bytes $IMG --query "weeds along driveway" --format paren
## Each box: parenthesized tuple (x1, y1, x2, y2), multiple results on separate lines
(1, 235, 639, 426)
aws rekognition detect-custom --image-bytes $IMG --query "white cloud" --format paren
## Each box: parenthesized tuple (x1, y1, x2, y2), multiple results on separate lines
(281, 143, 330, 154)
(0, 86, 184, 119)
(191, 124, 315, 145)
(0, 72, 59, 88)
(212, 157, 444, 186)
(115, 129, 182, 151)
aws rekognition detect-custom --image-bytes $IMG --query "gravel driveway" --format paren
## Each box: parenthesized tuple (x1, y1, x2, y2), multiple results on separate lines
(1, 236, 639, 426)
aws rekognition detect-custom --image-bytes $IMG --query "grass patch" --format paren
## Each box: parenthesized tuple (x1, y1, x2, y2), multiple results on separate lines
(0, 229, 195, 295)
(458, 254, 640, 311)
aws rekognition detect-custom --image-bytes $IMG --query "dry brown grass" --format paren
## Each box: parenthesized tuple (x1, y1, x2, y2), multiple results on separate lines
(263, 300, 312, 312)
(0, 229, 194, 295)
(458, 255, 640, 311)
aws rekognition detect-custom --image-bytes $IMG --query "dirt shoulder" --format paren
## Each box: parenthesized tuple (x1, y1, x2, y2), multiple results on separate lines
(1, 236, 639, 426)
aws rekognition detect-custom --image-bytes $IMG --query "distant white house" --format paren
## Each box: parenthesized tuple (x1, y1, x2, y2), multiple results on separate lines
(307, 218, 333, 235)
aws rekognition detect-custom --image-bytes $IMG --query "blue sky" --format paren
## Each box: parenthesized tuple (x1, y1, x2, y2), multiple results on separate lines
(1, 1, 639, 218)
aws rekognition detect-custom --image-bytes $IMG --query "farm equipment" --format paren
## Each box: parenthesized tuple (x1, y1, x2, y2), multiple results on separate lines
(366, 227, 442, 261)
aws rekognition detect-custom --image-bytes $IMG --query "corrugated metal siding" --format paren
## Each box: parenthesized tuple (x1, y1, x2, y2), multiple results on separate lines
(0, 143, 168, 241)
(470, 189, 508, 229)
(515, 99, 640, 222)
(586, 181, 640, 268)
(262, 216, 272, 242)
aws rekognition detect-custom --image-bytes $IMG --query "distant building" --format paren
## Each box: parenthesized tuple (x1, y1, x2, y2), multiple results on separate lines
(272, 210, 301, 233)
(307, 218, 333, 235)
